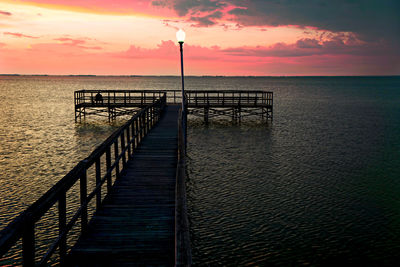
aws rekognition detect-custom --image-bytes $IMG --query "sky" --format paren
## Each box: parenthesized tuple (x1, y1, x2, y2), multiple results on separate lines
(0, 0, 399, 76)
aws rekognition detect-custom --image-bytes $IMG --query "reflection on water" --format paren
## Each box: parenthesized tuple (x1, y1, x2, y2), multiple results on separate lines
(1, 76, 400, 265)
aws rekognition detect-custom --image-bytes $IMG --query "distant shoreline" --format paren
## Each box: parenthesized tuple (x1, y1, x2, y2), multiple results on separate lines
(0, 74, 399, 78)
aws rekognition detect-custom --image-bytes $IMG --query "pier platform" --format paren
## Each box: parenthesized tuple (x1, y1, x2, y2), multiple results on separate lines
(74, 90, 273, 122)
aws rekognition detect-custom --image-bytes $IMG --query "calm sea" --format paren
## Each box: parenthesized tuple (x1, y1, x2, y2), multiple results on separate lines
(0, 76, 399, 265)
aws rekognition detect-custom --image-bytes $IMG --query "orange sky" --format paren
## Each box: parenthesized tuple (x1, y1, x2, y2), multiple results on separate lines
(0, 0, 399, 75)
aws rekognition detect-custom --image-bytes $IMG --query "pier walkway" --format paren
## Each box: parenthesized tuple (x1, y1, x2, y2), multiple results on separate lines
(68, 105, 179, 266)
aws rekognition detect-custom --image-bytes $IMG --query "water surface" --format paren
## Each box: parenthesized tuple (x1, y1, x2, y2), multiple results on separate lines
(0, 76, 399, 265)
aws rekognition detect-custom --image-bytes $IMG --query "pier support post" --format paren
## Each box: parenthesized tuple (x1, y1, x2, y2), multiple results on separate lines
(204, 107, 209, 124)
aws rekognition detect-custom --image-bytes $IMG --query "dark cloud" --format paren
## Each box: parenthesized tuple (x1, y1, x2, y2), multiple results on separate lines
(296, 38, 322, 49)
(228, 7, 249, 16)
(190, 11, 223, 27)
(152, 0, 226, 16)
(153, 0, 400, 46)
(0, 10, 12, 16)
(228, 0, 400, 43)
(222, 37, 392, 58)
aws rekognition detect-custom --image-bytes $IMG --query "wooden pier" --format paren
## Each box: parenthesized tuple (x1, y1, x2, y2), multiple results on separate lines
(68, 105, 181, 266)
(0, 94, 191, 266)
(75, 89, 273, 123)
(0, 89, 273, 266)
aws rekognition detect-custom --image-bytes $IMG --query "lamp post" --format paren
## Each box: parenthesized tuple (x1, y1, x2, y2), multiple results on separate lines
(176, 29, 186, 153)
(176, 29, 186, 111)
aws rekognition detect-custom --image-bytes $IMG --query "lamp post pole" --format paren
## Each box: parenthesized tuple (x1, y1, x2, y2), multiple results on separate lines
(179, 41, 185, 113)
(177, 29, 187, 154)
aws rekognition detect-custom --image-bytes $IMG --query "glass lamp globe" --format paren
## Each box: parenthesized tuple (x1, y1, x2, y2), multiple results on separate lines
(176, 29, 185, 43)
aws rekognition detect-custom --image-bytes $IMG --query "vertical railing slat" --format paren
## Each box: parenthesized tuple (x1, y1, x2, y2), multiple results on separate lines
(127, 125, 131, 159)
(80, 166, 88, 234)
(58, 192, 67, 265)
(106, 147, 112, 193)
(114, 141, 120, 179)
(131, 120, 136, 153)
(95, 158, 101, 209)
(121, 131, 126, 170)
(135, 118, 139, 148)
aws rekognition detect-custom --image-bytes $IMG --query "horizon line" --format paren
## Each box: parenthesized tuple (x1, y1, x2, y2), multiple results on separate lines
(1, 74, 399, 78)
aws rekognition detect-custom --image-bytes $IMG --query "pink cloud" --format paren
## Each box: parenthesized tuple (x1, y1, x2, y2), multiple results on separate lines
(221, 37, 389, 58)
(115, 40, 177, 59)
(4, 32, 39, 39)
(53, 37, 102, 50)
(0, 38, 398, 76)
(0, 10, 12, 16)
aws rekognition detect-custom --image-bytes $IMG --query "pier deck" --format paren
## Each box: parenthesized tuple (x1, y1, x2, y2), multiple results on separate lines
(68, 105, 179, 266)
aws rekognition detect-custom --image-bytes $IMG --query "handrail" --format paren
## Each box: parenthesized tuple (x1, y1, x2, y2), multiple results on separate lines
(74, 90, 273, 106)
(175, 107, 191, 266)
(0, 93, 167, 266)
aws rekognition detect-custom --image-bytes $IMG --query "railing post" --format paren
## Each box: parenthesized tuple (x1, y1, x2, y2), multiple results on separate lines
(58, 192, 67, 265)
(138, 114, 142, 141)
(22, 218, 35, 267)
(106, 147, 112, 193)
(121, 131, 126, 170)
(95, 158, 101, 209)
(146, 109, 150, 133)
(131, 120, 136, 153)
(114, 141, 120, 179)
(150, 107, 153, 127)
(135, 118, 140, 147)
(141, 112, 146, 137)
(80, 164, 88, 234)
(127, 125, 132, 159)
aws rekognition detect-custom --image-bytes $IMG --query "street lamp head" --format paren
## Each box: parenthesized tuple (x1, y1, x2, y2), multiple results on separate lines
(176, 29, 185, 44)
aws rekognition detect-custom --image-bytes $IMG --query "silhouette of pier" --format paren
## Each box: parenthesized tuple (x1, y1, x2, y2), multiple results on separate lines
(75, 90, 273, 123)
(0, 89, 272, 266)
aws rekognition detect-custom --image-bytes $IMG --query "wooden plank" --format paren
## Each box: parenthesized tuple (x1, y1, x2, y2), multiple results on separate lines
(68, 105, 179, 266)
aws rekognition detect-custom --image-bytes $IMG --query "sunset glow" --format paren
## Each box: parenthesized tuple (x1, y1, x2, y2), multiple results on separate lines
(0, 0, 399, 75)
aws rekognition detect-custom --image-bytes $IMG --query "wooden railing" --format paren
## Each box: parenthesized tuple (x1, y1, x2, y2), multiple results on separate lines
(0, 94, 166, 266)
(175, 106, 191, 266)
(75, 90, 273, 107)
(74, 90, 182, 107)
(185, 90, 273, 107)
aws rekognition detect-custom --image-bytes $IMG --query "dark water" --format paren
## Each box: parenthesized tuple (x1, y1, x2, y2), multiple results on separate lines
(0, 76, 399, 265)
(187, 76, 400, 265)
